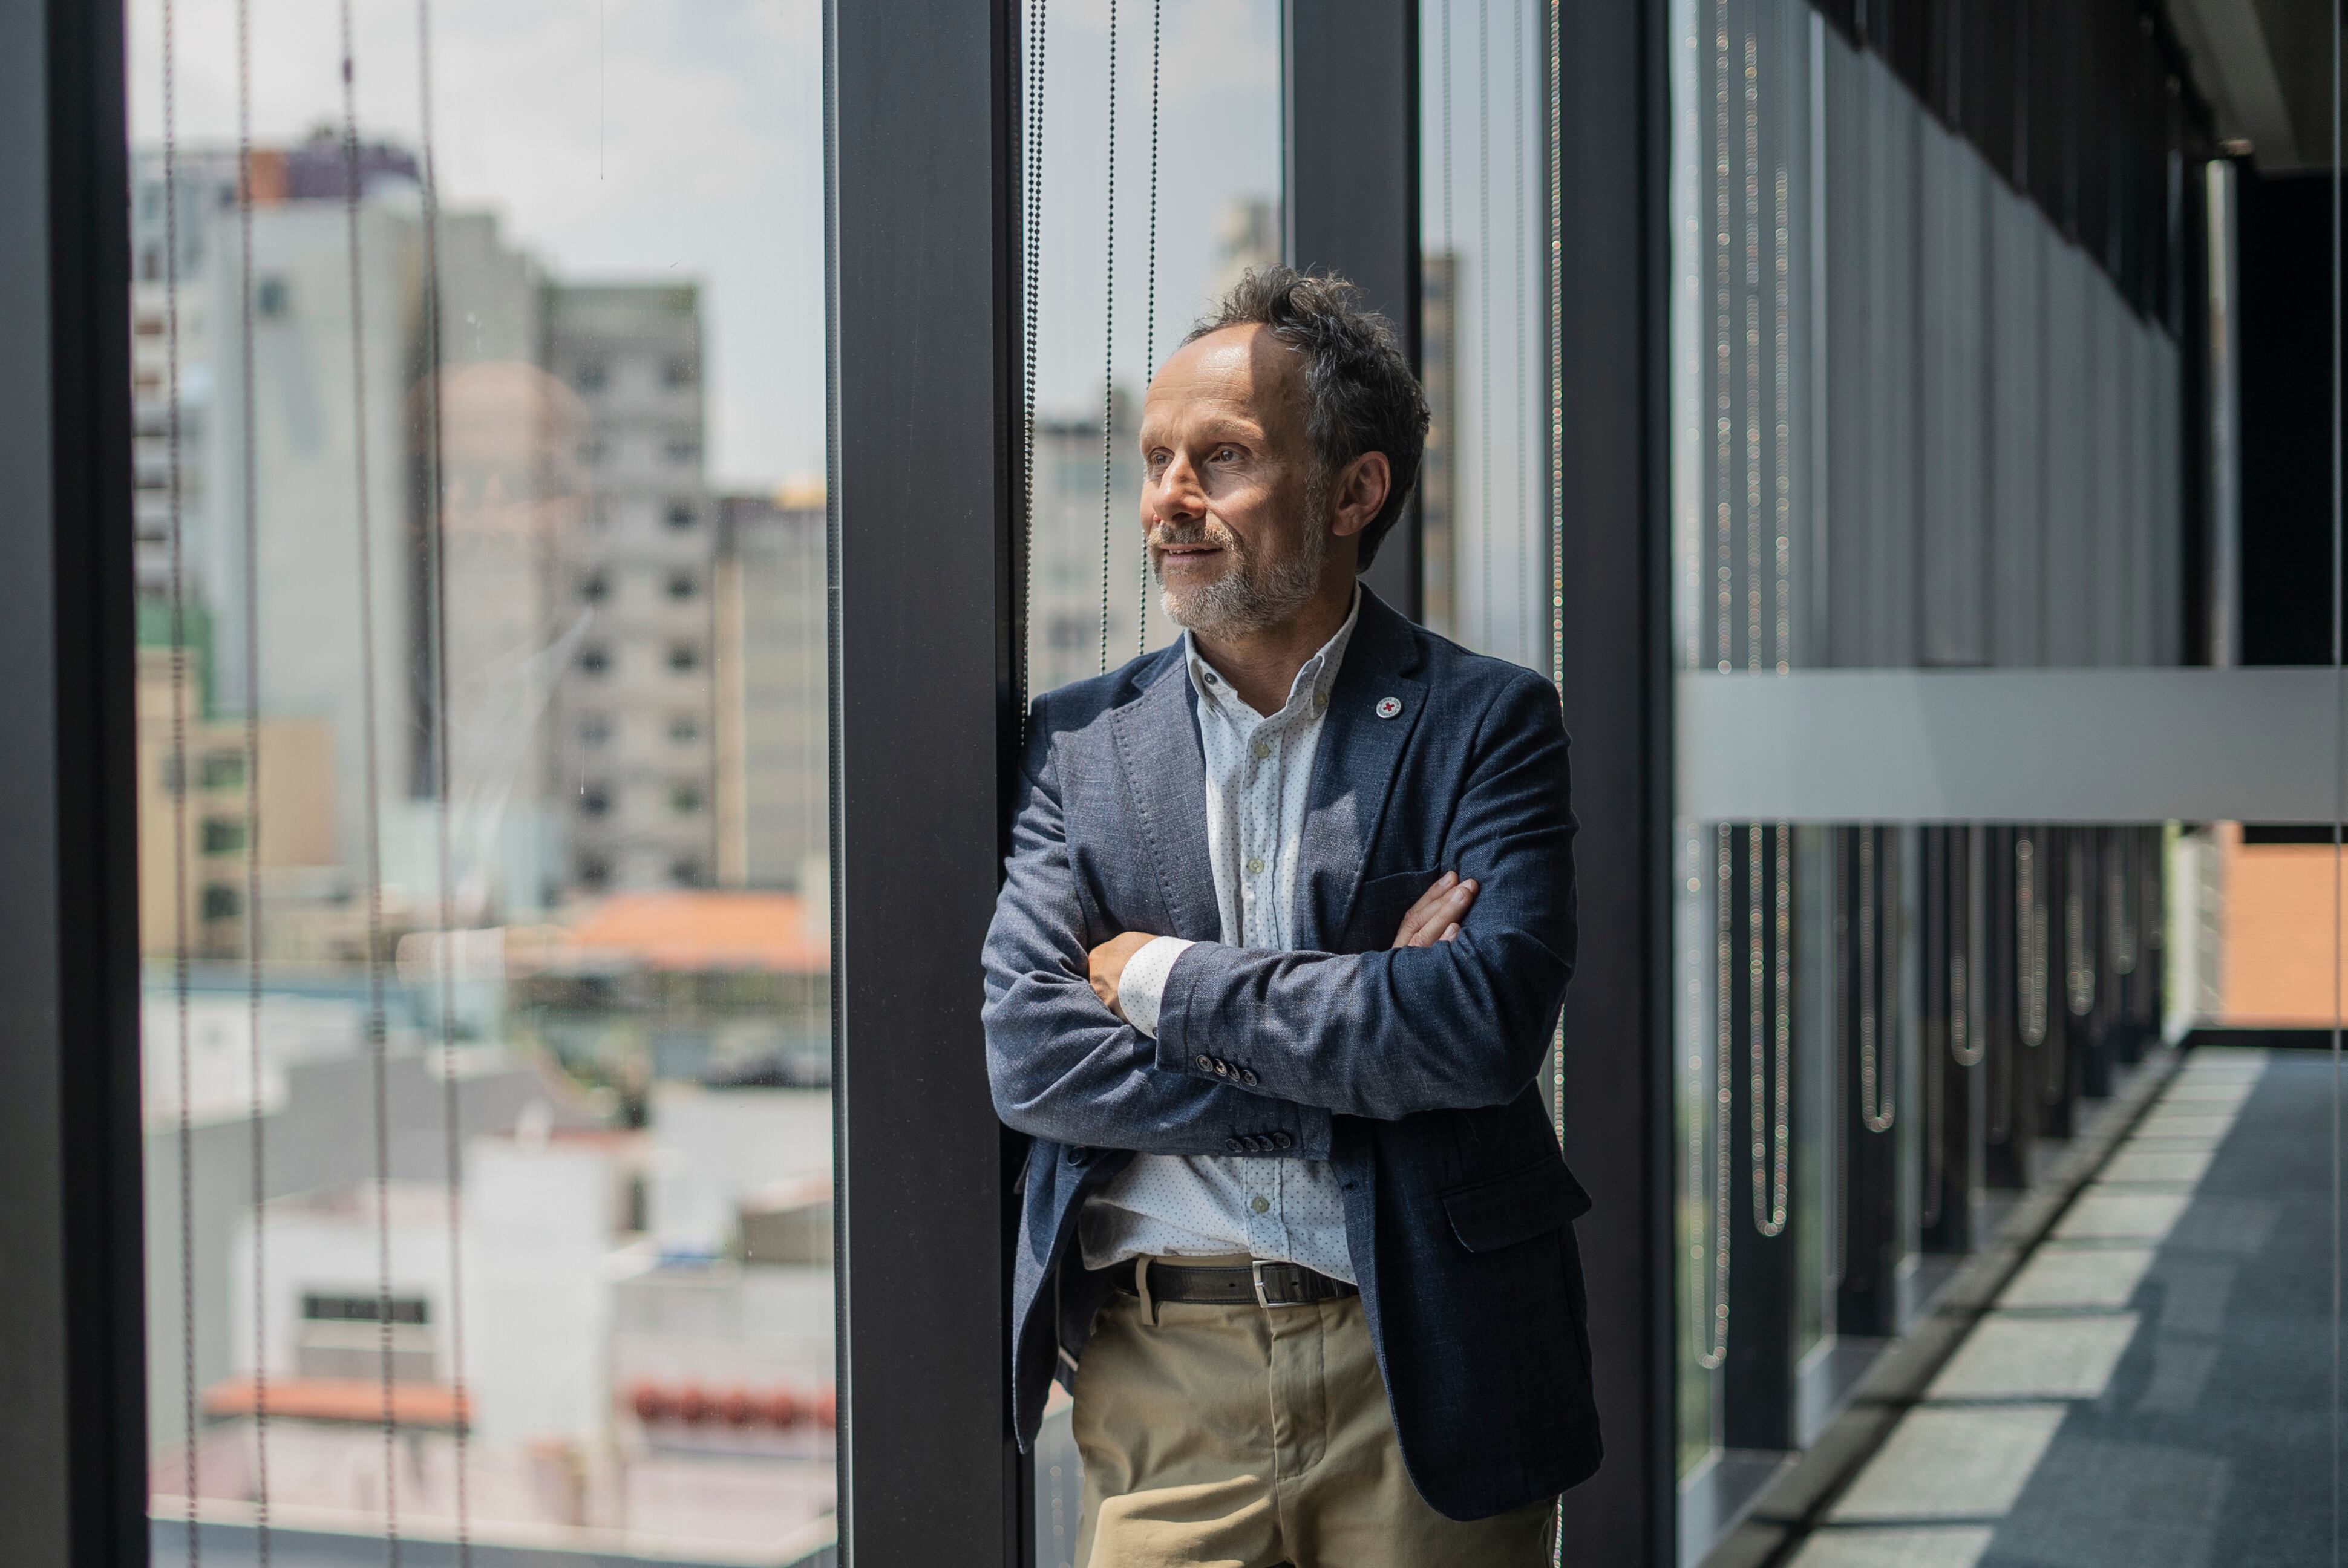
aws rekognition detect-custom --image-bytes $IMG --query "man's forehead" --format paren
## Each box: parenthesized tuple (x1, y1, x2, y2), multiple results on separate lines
(1144, 325, 1303, 428)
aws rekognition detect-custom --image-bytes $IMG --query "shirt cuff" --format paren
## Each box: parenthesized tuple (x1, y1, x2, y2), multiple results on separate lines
(1117, 936, 1194, 1038)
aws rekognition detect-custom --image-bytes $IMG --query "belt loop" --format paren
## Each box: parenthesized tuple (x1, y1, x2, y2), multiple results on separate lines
(1135, 1256, 1157, 1327)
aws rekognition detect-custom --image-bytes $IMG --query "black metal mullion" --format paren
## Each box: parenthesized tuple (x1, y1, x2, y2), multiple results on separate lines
(1547, 0, 1674, 1560)
(826, 1, 1025, 1562)
(0, 0, 149, 1557)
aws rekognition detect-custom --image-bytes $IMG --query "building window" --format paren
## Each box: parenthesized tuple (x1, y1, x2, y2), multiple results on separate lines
(662, 358, 696, 388)
(580, 571, 609, 603)
(667, 642, 700, 673)
(303, 1293, 429, 1325)
(672, 783, 704, 814)
(578, 855, 610, 890)
(200, 885, 242, 921)
(667, 714, 701, 743)
(578, 437, 606, 467)
(664, 437, 698, 465)
(255, 277, 289, 318)
(160, 755, 184, 795)
(670, 858, 705, 887)
(580, 715, 612, 747)
(573, 361, 608, 394)
(666, 572, 696, 601)
(665, 502, 697, 531)
(580, 783, 612, 817)
(200, 819, 246, 855)
(580, 645, 611, 676)
(199, 751, 246, 789)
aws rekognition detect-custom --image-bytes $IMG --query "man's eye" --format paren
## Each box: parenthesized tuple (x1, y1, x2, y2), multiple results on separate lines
(1211, 446, 1240, 463)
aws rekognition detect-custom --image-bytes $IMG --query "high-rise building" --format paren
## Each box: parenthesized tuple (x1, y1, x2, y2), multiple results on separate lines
(541, 284, 718, 893)
(1419, 249, 1459, 638)
(1211, 195, 1280, 299)
(714, 486, 827, 891)
(131, 630, 336, 961)
(194, 148, 428, 894)
(1027, 394, 1160, 696)
(135, 134, 570, 925)
(130, 147, 254, 608)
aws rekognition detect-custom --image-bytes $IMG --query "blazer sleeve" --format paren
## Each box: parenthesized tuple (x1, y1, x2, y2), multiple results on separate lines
(1150, 671, 1577, 1122)
(980, 697, 1334, 1160)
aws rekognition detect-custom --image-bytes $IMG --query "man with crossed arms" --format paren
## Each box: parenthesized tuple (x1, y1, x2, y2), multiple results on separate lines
(984, 267, 1600, 1566)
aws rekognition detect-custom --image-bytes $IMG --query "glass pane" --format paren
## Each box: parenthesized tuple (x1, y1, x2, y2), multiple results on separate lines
(129, 2, 836, 1561)
(1417, 0, 1547, 662)
(1018, 3, 1285, 1560)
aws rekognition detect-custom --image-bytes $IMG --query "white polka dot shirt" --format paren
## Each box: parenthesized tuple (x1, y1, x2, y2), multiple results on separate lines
(1078, 591, 1362, 1283)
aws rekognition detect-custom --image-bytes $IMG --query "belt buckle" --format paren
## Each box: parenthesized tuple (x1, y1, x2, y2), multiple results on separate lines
(1252, 1259, 1305, 1308)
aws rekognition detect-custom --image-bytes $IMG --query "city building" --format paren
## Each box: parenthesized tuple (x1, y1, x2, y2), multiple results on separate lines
(542, 284, 719, 894)
(713, 485, 827, 891)
(511, 889, 831, 1092)
(132, 630, 335, 961)
(1027, 393, 1149, 696)
(1419, 248, 1459, 638)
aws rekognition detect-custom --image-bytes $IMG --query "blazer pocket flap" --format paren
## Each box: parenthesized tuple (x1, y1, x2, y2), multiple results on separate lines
(1441, 1157, 1594, 1253)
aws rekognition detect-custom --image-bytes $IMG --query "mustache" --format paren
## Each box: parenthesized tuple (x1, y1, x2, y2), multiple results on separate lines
(1146, 518, 1240, 552)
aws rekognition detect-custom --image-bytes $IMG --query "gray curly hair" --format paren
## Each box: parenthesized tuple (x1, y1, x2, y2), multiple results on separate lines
(1185, 266, 1430, 570)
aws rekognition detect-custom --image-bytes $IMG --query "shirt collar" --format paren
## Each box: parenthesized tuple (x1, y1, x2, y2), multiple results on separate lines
(1183, 585, 1362, 722)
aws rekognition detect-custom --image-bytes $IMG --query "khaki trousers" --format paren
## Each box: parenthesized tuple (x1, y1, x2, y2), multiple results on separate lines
(1070, 1262, 1557, 1568)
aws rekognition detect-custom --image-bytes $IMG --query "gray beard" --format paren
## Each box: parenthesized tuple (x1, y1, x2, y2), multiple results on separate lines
(1156, 481, 1331, 640)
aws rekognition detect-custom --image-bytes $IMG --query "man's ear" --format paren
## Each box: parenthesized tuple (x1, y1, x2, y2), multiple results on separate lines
(1326, 452, 1391, 541)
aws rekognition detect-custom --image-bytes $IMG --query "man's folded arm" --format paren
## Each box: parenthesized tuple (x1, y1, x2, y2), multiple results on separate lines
(981, 711, 1333, 1160)
(1151, 673, 1577, 1122)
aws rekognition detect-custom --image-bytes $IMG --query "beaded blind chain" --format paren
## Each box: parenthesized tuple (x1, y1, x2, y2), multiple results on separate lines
(2108, 828, 2138, 977)
(1690, 823, 1733, 1370)
(2065, 834, 2095, 1018)
(2016, 835, 2049, 1048)
(1858, 828, 1894, 1134)
(1952, 829, 1984, 1067)
(1097, 0, 1118, 676)
(1136, 0, 1160, 658)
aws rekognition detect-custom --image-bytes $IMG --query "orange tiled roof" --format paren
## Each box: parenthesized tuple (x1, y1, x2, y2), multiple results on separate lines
(203, 1376, 469, 1429)
(563, 891, 828, 973)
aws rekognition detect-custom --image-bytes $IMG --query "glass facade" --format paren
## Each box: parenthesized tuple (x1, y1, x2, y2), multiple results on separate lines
(128, 2, 836, 1561)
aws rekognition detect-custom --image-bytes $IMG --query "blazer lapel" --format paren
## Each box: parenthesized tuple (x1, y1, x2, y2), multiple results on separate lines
(1108, 658, 1220, 942)
(1297, 592, 1427, 950)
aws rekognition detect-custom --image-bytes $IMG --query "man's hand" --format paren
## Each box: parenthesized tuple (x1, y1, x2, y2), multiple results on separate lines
(1088, 930, 1162, 1021)
(1391, 871, 1477, 947)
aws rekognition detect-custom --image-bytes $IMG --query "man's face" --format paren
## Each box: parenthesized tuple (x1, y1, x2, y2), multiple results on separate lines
(1137, 324, 1329, 639)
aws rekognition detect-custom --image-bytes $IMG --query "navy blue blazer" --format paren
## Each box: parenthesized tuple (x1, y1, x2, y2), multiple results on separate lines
(979, 589, 1601, 1522)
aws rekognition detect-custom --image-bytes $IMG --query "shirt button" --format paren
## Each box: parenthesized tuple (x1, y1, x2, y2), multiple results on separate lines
(1195, 1054, 1215, 1073)
(1313, 693, 1328, 714)
(1251, 740, 1270, 761)
(1251, 1195, 1270, 1214)
(1225, 1137, 1243, 1152)
(1246, 855, 1264, 875)
(1272, 1131, 1293, 1149)
(1240, 1068, 1258, 1086)
(1203, 671, 1219, 685)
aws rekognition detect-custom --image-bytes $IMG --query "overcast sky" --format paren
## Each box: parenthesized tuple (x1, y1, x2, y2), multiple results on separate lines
(128, 0, 1283, 492)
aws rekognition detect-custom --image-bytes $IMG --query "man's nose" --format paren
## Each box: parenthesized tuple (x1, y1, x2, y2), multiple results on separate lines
(1150, 454, 1204, 519)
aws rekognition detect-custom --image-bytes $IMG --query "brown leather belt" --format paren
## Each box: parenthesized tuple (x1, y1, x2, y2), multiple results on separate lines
(1113, 1257, 1358, 1309)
